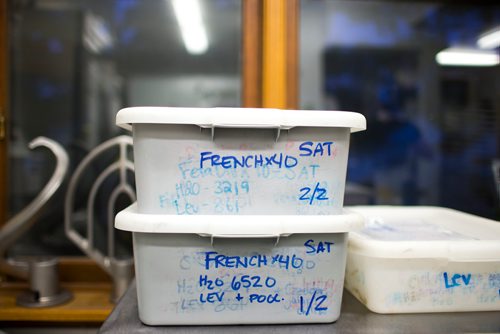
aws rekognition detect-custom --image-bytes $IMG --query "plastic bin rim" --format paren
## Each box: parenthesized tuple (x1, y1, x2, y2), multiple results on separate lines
(346, 205, 500, 261)
(348, 237, 500, 261)
(115, 203, 364, 235)
(115, 107, 367, 133)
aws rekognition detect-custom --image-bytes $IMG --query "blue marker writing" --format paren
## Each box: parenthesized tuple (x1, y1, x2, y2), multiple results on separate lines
(204, 252, 268, 270)
(304, 239, 334, 254)
(199, 152, 298, 169)
(299, 141, 334, 157)
(443, 272, 472, 289)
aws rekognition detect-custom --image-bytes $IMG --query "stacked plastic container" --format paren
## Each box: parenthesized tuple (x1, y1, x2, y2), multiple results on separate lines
(114, 107, 366, 325)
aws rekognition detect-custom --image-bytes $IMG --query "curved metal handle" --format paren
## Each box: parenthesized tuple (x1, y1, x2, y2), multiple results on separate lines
(0, 137, 69, 279)
(65, 136, 134, 274)
(64, 135, 135, 302)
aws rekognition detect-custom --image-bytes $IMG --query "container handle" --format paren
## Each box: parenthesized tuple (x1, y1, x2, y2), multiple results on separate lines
(208, 234, 281, 247)
(211, 125, 282, 142)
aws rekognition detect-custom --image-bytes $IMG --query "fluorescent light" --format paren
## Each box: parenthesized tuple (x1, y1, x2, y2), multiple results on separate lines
(435, 48, 499, 67)
(171, 0, 208, 55)
(477, 27, 500, 49)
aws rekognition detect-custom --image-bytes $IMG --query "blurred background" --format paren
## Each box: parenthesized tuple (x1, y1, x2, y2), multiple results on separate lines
(300, 1, 499, 218)
(6, 0, 242, 259)
(1, 0, 499, 310)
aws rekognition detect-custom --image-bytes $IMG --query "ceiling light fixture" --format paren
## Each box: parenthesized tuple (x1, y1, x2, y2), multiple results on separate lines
(171, 0, 209, 55)
(435, 48, 499, 67)
(477, 27, 500, 49)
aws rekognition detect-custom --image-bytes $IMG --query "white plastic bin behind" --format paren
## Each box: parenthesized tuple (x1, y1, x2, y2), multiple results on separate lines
(115, 204, 363, 325)
(345, 206, 500, 313)
(116, 107, 366, 215)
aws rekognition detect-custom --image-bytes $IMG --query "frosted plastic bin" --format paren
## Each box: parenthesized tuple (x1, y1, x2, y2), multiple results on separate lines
(115, 203, 364, 325)
(116, 107, 366, 215)
(345, 206, 500, 313)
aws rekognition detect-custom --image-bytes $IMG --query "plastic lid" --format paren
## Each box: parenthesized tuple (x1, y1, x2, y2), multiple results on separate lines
(115, 203, 364, 237)
(347, 206, 500, 261)
(116, 107, 366, 133)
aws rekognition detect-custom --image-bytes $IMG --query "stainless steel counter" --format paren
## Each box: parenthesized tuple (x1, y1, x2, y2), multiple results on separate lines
(98, 281, 500, 333)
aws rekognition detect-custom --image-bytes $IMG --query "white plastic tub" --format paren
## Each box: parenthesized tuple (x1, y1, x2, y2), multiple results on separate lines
(116, 107, 366, 215)
(345, 206, 500, 313)
(115, 204, 364, 325)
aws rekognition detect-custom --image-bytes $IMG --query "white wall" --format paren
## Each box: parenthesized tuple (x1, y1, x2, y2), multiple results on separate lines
(128, 75, 240, 108)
